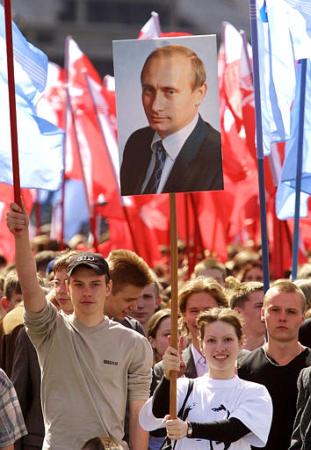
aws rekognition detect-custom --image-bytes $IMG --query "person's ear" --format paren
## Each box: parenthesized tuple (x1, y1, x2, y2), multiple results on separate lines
(106, 280, 113, 297)
(148, 337, 156, 349)
(65, 279, 70, 295)
(194, 83, 207, 107)
(261, 306, 265, 322)
(156, 295, 161, 306)
(1, 296, 10, 312)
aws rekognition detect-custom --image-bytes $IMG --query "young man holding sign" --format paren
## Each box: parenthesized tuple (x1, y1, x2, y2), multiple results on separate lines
(6, 202, 153, 450)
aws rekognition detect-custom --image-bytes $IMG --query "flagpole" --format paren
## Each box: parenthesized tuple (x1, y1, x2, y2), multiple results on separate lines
(59, 38, 71, 250)
(169, 192, 178, 419)
(249, 0, 270, 291)
(4, 0, 21, 205)
(291, 59, 307, 280)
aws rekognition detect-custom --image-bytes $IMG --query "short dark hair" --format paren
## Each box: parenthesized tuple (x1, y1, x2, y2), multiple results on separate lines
(81, 437, 105, 450)
(194, 258, 226, 279)
(35, 251, 58, 275)
(141, 45, 206, 91)
(3, 271, 22, 302)
(53, 250, 81, 274)
(226, 277, 264, 309)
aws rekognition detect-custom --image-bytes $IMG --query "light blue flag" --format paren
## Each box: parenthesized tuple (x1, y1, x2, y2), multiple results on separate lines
(257, 0, 297, 155)
(285, 0, 311, 60)
(276, 60, 311, 219)
(0, 4, 64, 191)
(52, 180, 89, 242)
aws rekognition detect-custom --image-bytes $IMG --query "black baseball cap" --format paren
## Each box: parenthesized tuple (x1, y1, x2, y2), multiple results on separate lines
(67, 253, 110, 278)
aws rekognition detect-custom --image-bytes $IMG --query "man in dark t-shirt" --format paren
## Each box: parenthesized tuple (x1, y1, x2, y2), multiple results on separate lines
(238, 279, 311, 450)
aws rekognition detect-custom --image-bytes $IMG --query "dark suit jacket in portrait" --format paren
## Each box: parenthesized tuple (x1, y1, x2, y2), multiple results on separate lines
(120, 115, 223, 195)
(290, 366, 311, 450)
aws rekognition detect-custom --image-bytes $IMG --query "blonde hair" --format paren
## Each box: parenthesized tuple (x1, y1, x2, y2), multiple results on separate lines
(179, 277, 228, 314)
(264, 279, 306, 312)
(107, 249, 153, 294)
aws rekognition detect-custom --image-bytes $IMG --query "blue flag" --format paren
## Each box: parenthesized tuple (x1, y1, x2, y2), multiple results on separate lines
(285, 0, 311, 60)
(0, 4, 64, 191)
(257, 0, 297, 155)
(276, 60, 311, 219)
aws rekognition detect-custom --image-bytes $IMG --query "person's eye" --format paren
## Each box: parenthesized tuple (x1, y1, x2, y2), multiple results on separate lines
(143, 86, 153, 95)
(165, 88, 176, 95)
(224, 337, 233, 342)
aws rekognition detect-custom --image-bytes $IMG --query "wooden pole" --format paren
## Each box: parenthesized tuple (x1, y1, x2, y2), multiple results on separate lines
(4, 0, 21, 206)
(169, 192, 178, 418)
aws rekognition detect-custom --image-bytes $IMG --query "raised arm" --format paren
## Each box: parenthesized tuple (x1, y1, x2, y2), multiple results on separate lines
(6, 202, 46, 312)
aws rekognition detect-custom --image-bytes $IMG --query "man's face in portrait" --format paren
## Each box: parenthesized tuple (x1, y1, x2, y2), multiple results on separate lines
(141, 53, 207, 139)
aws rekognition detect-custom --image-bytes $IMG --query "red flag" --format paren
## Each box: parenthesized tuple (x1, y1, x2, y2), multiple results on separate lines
(0, 184, 33, 262)
(67, 38, 120, 225)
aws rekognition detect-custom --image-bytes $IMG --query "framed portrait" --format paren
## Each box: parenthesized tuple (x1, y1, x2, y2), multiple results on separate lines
(113, 35, 223, 196)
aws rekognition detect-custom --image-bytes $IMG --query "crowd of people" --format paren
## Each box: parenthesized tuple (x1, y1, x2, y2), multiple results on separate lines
(0, 201, 311, 450)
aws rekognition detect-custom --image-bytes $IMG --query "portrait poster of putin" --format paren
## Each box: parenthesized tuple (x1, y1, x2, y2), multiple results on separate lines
(113, 36, 224, 195)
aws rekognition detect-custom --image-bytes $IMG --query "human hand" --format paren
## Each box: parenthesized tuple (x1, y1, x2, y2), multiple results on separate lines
(6, 202, 29, 236)
(165, 415, 188, 440)
(162, 346, 183, 379)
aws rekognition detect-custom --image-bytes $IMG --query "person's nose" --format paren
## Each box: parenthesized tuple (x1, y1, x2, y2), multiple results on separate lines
(215, 339, 226, 352)
(151, 91, 164, 112)
(128, 300, 139, 312)
(59, 282, 67, 294)
(136, 296, 144, 310)
(279, 310, 287, 322)
(82, 285, 92, 297)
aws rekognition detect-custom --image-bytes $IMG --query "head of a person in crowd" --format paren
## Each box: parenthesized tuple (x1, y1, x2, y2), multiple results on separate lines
(177, 240, 188, 268)
(81, 437, 106, 450)
(294, 278, 311, 317)
(238, 261, 263, 283)
(178, 277, 228, 350)
(194, 258, 227, 286)
(197, 307, 244, 379)
(68, 233, 89, 250)
(35, 250, 58, 279)
(66, 252, 112, 325)
(105, 249, 154, 321)
(0, 254, 7, 270)
(262, 279, 306, 344)
(31, 234, 60, 254)
(297, 263, 311, 280)
(0, 271, 5, 319)
(231, 250, 261, 277)
(130, 279, 161, 331)
(49, 250, 80, 314)
(227, 277, 265, 350)
(1, 271, 22, 313)
(147, 308, 171, 364)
